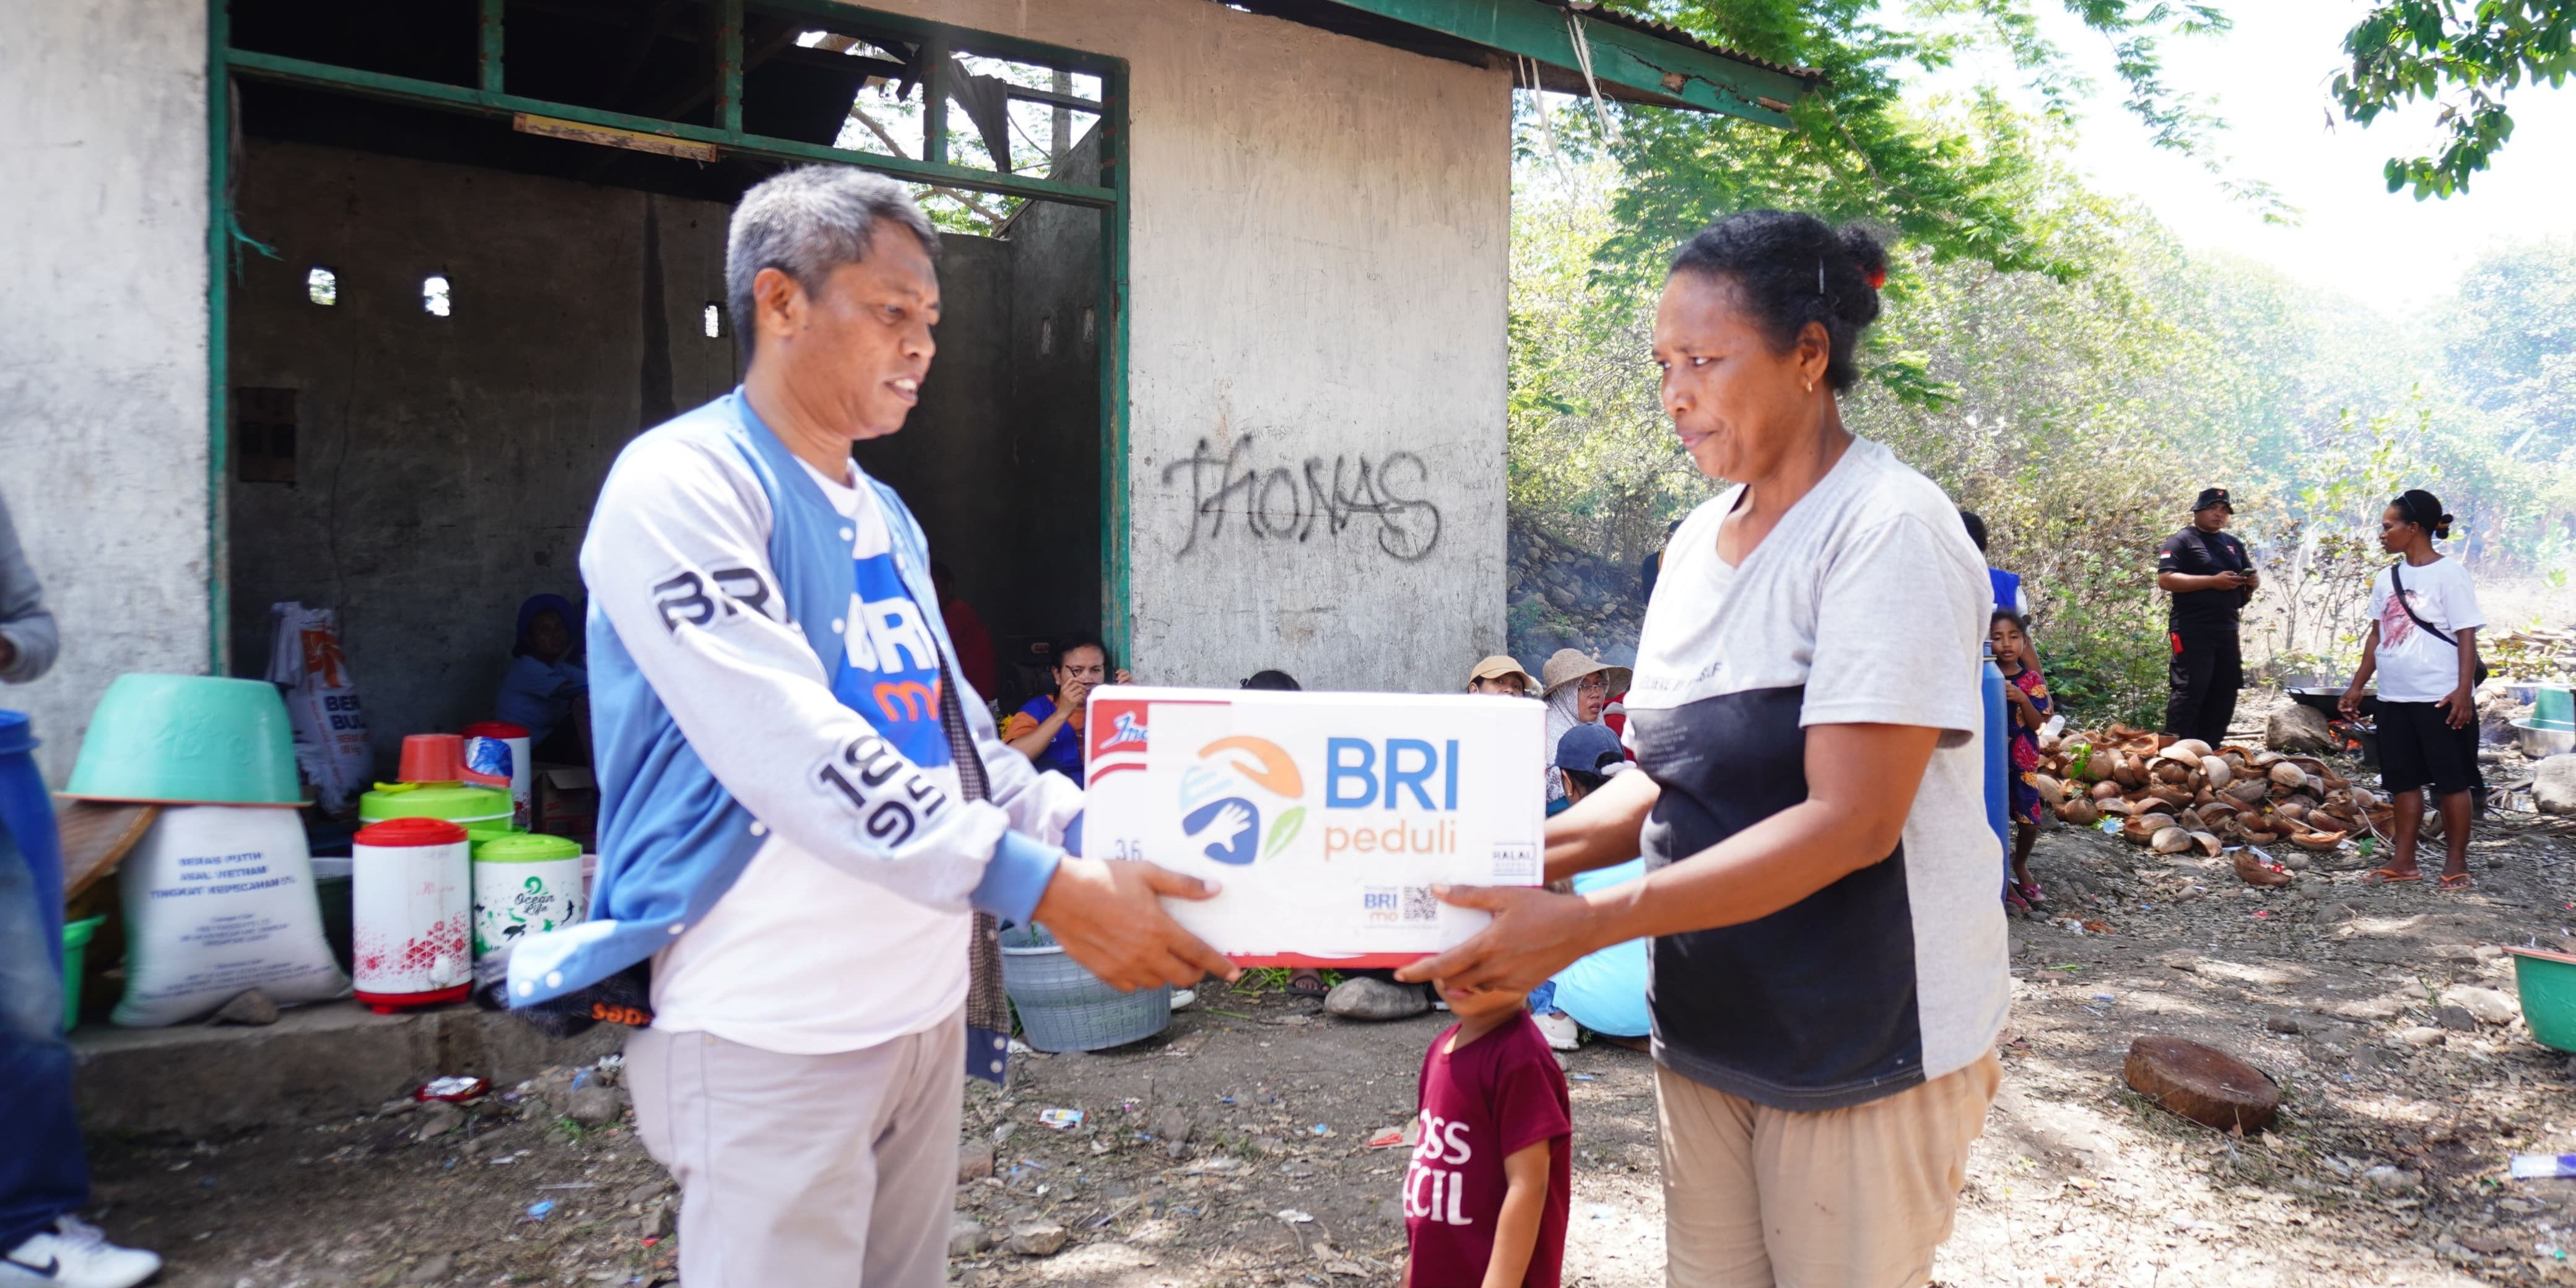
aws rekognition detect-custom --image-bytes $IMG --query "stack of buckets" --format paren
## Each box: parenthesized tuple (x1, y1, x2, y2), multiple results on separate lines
(352, 730, 583, 1012)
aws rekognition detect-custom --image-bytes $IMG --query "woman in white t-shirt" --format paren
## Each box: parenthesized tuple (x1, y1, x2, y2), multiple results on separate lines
(1399, 211, 2004, 1286)
(2341, 489, 2485, 889)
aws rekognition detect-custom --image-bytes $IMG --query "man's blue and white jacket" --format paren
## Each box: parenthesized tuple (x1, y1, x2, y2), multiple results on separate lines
(505, 391, 1078, 1029)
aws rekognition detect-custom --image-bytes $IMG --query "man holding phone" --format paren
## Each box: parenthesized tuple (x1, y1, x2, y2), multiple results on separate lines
(2156, 487, 2258, 746)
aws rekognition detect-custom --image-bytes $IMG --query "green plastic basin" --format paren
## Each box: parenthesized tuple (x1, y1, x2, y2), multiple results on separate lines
(360, 783, 517, 842)
(63, 915, 105, 1032)
(63, 674, 305, 806)
(2510, 947, 2576, 1053)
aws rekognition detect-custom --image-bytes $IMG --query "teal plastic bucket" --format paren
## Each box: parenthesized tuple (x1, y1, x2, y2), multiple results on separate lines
(62, 915, 105, 1031)
(2535, 687, 2574, 733)
(63, 674, 306, 806)
(2512, 947, 2576, 1053)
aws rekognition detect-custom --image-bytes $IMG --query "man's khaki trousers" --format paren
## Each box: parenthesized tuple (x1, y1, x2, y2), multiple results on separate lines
(627, 1008, 964, 1288)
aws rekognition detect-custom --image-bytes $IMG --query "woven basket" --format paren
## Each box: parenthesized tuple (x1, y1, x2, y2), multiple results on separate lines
(999, 925, 1172, 1052)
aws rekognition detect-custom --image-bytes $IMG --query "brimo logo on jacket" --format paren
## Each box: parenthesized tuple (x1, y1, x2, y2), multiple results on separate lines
(1177, 738, 1304, 866)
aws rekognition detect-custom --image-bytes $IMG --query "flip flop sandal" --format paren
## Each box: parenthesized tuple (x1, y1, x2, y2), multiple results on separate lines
(2004, 887, 2032, 913)
(2437, 872, 2476, 890)
(2016, 880, 2047, 906)
(2362, 868, 2424, 885)
(1287, 970, 1329, 999)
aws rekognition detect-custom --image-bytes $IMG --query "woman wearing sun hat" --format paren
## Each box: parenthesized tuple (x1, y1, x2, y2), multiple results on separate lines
(1539, 649, 1630, 808)
(1464, 655, 1539, 697)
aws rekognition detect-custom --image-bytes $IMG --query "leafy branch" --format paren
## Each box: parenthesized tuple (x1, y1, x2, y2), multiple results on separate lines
(2331, 0, 2576, 198)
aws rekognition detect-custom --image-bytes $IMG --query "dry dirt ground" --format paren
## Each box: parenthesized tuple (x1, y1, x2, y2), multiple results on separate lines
(83, 754, 2576, 1288)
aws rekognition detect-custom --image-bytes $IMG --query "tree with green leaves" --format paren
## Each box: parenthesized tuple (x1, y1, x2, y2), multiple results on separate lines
(2334, 0, 2575, 197)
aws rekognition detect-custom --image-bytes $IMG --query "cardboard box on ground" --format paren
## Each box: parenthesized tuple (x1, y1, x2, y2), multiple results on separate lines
(533, 764, 596, 850)
(1081, 687, 1545, 965)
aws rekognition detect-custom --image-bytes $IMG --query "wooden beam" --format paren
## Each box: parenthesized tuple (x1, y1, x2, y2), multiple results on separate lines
(515, 111, 722, 162)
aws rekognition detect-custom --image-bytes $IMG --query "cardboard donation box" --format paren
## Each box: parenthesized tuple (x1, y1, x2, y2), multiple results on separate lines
(1081, 687, 1545, 965)
(533, 765, 598, 848)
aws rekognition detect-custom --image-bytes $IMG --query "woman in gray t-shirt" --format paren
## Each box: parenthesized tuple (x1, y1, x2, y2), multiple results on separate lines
(1401, 211, 2005, 1286)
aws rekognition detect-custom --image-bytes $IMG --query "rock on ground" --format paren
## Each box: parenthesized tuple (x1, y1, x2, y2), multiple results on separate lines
(949, 1215, 992, 1256)
(1006, 1220, 1068, 1256)
(412, 1100, 463, 1141)
(2266, 703, 2334, 753)
(2535, 754, 2576, 814)
(2444, 985, 2520, 1025)
(209, 989, 279, 1026)
(1324, 977, 1428, 1021)
(567, 1084, 625, 1126)
(957, 1142, 994, 1181)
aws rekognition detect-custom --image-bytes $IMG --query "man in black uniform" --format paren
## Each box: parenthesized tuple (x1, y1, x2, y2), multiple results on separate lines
(2157, 487, 2258, 745)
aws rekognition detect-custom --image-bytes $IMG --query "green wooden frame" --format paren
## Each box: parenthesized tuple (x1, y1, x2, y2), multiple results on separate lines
(204, 0, 1139, 669)
(1324, 0, 1814, 125)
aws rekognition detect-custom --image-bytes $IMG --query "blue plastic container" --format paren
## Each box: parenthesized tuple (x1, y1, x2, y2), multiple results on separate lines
(0, 711, 68, 1025)
(1982, 651, 2010, 881)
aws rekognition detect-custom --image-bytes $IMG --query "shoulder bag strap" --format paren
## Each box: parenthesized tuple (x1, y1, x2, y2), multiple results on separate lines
(2388, 561, 2457, 648)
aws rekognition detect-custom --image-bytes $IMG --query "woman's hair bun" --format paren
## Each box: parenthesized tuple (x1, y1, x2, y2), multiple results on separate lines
(1839, 225, 1887, 281)
(1835, 224, 1886, 327)
(1665, 211, 1889, 391)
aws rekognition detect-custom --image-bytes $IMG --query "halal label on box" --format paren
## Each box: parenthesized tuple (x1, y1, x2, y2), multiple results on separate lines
(1081, 686, 1545, 965)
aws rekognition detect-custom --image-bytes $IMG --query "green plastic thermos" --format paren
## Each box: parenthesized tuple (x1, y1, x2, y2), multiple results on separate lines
(470, 832, 585, 959)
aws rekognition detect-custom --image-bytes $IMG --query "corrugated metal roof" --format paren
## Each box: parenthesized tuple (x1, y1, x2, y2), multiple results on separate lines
(1575, 3, 1824, 82)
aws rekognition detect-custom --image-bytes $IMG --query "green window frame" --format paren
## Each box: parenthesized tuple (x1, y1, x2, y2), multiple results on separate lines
(204, 0, 1138, 669)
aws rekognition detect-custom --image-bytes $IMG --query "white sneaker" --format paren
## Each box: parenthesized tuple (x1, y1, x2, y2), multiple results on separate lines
(1170, 988, 1197, 1011)
(1533, 1010, 1582, 1051)
(1, 1216, 162, 1288)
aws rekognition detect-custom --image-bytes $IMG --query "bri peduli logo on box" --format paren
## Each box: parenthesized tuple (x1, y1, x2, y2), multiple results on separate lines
(1172, 735, 1467, 867)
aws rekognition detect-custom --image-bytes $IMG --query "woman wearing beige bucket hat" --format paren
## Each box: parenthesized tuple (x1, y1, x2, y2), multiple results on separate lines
(1463, 655, 1540, 697)
(1539, 649, 1629, 806)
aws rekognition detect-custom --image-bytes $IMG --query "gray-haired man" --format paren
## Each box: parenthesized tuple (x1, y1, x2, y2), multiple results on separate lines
(504, 166, 1237, 1286)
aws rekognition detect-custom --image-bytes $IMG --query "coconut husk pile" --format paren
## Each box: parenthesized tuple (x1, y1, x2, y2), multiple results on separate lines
(2029, 724, 2387, 866)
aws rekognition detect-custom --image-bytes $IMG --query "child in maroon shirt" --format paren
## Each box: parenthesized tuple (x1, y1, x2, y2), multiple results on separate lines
(1403, 983, 1572, 1288)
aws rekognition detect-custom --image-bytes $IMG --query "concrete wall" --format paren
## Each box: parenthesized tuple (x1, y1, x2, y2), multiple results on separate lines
(224, 139, 739, 771)
(855, 136, 1107, 689)
(0, 0, 212, 785)
(855, 0, 1514, 693)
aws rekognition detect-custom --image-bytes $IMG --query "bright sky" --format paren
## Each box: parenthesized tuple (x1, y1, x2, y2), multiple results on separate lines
(1928, 0, 2576, 319)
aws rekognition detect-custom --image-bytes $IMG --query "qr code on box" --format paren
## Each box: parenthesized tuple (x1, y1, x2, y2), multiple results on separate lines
(1365, 886, 1442, 925)
(1401, 886, 1438, 923)
(1490, 843, 1538, 882)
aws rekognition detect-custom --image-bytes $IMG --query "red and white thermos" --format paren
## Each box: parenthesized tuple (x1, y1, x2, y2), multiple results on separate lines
(352, 817, 472, 1012)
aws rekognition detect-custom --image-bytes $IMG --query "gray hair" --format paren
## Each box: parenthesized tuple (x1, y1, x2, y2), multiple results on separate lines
(726, 165, 941, 360)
